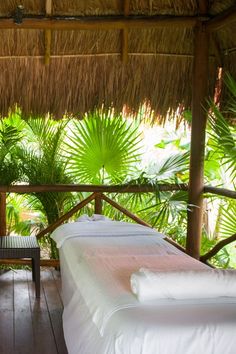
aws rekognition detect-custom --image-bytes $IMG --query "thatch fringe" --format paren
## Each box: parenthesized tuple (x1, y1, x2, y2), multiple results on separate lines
(0, 54, 217, 119)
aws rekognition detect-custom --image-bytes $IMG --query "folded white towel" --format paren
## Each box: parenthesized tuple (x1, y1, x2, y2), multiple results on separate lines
(130, 268, 236, 302)
(76, 214, 112, 222)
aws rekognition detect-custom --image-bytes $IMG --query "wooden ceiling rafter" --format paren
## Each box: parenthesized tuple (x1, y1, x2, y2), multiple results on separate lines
(206, 4, 236, 31)
(198, 0, 209, 15)
(0, 15, 202, 31)
(0, 9, 234, 32)
(45, 0, 52, 65)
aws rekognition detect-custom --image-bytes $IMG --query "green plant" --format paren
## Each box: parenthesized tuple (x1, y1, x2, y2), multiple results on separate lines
(16, 117, 77, 258)
(207, 74, 236, 185)
(67, 110, 142, 184)
(0, 115, 23, 184)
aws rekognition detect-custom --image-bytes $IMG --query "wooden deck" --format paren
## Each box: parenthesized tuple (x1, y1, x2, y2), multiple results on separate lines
(0, 269, 68, 354)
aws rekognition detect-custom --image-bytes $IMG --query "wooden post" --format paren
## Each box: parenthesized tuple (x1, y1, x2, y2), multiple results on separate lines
(94, 193, 102, 214)
(0, 192, 6, 236)
(186, 22, 209, 259)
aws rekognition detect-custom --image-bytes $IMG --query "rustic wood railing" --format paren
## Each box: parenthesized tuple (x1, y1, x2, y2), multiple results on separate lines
(0, 183, 235, 267)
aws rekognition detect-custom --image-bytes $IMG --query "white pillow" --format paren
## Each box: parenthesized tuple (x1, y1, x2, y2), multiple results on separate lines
(75, 214, 112, 222)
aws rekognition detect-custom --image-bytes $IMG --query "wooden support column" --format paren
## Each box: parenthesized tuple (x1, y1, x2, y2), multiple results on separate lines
(45, 0, 52, 65)
(94, 193, 103, 214)
(186, 21, 209, 259)
(121, 0, 130, 63)
(0, 192, 6, 236)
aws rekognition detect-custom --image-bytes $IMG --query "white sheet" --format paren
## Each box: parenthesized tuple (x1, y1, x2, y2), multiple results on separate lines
(54, 222, 236, 354)
(51, 221, 165, 248)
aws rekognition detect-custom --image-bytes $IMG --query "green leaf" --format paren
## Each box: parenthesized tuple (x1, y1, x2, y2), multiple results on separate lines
(66, 110, 142, 184)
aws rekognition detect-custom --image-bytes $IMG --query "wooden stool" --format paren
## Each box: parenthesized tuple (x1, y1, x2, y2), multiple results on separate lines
(0, 236, 40, 298)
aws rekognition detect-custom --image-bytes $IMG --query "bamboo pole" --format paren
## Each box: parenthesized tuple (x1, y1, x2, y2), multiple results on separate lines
(0, 9, 235, 33)
(101, 194, 151, 227)
(0, 52, 196, 60)
(0, 192, 6, 236)
(45, 0, 52, 65)
(0, 183, 188, 193)
(186, 21, 209, 259)
(0, 16, 199, 31)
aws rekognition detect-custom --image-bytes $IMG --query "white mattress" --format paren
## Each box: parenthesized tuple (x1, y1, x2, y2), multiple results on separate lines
(52, 222, 236, 354)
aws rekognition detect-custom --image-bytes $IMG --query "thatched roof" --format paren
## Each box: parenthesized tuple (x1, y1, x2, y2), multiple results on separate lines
(0, 0, 236, 118)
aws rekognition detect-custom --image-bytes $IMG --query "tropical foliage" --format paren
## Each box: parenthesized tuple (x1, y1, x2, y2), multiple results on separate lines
(0, 115, 23, 184)
(0, 73, 235, 266)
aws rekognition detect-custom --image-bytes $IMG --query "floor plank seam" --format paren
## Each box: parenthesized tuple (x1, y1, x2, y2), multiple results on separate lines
(51, 268, 64, 306)
(42, 271, 60, 354)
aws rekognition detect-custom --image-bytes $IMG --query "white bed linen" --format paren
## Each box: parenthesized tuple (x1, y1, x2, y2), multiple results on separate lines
(51, 221, 164, 248)
(130, 268, 236, 301)
(54, 222, 236, 354)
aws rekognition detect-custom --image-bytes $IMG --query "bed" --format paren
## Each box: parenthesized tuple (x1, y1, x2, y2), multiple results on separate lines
(51, 218, 236, 354)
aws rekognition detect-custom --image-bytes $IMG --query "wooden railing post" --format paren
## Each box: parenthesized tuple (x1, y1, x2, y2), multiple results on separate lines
(0, 192, 7, 236)
(94, 193, 102, 214)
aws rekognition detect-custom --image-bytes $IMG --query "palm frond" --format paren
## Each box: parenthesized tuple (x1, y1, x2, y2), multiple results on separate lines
(207, 74, 236, 183)
(67, 111, 142, 184)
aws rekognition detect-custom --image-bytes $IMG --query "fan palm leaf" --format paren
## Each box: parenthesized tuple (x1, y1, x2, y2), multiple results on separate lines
(67, 111, 142, 184)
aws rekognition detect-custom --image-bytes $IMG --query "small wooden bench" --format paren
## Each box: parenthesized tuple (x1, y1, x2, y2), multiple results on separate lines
(0, 236, 40, 298)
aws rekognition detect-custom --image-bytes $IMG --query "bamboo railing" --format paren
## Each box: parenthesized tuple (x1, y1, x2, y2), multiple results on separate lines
(0, 183, 235, 267)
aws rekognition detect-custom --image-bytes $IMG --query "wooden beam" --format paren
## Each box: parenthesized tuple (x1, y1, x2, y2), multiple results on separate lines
(186, 22, 209, 259)
(101, 193, 151, 227)
(1, 183, 235, 199)
(94, 193, 103, 214)
(164, 237, 186, 253)
(0, 16, 199, 31)
(0, 192, 6, 236)
(200, 233, 236, 263)
(0, 183, 188, 194)
(45, 0, 52, 65)
(0, 258, 59, 267)
(204, 186, 236, 199)
(36, 193, 96, 239)
(124, 0, 130, 16)
(198, 0, 209, 15)
(206, 5, 236, 32)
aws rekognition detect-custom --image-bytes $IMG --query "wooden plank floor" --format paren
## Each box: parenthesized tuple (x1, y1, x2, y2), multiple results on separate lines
(0, 268, 68, 354)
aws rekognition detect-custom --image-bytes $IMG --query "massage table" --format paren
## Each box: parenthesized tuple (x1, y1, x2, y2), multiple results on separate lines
(51, 220, 236, 354)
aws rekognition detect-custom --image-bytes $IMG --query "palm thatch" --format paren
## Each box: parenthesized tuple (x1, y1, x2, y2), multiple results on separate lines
(0, 0, 235, 118)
